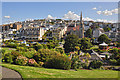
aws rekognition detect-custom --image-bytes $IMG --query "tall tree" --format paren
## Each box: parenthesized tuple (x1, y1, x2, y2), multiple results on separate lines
(79, 38, 93, 50)
(64, 34, 79, 53)
(98, 34, 111, 44)
(85, 28, 93, 38)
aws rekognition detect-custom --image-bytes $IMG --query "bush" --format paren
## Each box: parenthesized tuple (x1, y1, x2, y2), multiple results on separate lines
(2, 53, 13, 63)
(38, 62, 44, 66)
(33, 43, 43, 51)
(42, 44, 48, 49)
(11, 51, 21, 62)
(19, 43, 26, 47)
(16, 47, 29, 52)
(0, 49, 5, 55)
(55, 48, 64, 54)
(2, 51, 21, 64)
(7, 43, 18, 48)
(109, 59, 117, 65)
(33, 49, 60, 62)
(89, 60, 103, 69)
(71, 57, 82, 69)
(44, 55, 71, 70)
(117, 59, 120, 65)
(19, 48, 37, 59)
(15, 56, 28, 66)
(81, 63, 89, 69)
(28, 59, 39, 67)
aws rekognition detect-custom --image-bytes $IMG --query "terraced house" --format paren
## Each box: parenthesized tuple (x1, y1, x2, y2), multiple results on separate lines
(19, 26, 46, 40)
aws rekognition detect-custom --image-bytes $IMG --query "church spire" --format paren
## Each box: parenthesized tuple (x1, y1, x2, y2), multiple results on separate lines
(80, 11, 82, 22)
(79, 11, 84, 38)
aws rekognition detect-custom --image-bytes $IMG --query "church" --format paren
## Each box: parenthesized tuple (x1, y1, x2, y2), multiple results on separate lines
(67, 12, 85, 38)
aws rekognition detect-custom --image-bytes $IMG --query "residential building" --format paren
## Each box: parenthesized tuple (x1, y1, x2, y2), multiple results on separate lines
(93, 28, 104, 38)
(19, 26, 46, 40)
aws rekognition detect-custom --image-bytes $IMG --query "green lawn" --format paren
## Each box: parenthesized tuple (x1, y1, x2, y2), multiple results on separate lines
(0, 63, 118, 79)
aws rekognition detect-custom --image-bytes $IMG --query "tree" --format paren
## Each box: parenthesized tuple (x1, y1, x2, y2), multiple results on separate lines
(64, 34, 79, 53)
(89, 60, 103, 69)
(98, 34, 111, 44)
(85, 28, 93, 38)
(78, 38, 93, 50)
(103, 27, 111, 32)
(33, 43, 43, 51)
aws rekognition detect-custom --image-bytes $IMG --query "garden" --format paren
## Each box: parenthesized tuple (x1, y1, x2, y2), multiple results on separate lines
(1, 39, 105, 70)
(0, 35, 120, 79)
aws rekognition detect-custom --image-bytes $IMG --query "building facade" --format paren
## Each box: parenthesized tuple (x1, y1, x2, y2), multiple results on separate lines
(19, 27, 46, 40)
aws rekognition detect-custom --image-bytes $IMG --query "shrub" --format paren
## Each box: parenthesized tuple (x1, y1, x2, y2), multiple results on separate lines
(71, 57, 82, 69)
(3, 53, 13, 63)
(20, 48, 37, 59)
(89, 60, 103, 69)
(33, 49, 60, 62)
(2, 51, 21, 64)
(15, 56, 28, 66)
(19, 43, 26, 47)
(0, 49, 5, 55)
(7, 43, 18, 48)
(117, 59, 120, 65)
(28, 59, 39, 67)
(38, 62, 44, 66)
(81, 63, 89, 69)
(33, 43, 43, 51)
(44, 55, 71, 70)
(16, 47, 28, 52)
(42, 44, 48, 49)
(55, 48, 64, 54)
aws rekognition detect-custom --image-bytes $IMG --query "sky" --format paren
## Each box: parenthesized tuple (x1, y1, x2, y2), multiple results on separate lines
(2, 2, 119, 24)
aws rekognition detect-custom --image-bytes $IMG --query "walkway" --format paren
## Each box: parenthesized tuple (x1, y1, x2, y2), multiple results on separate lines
(0, 66, 22, 80)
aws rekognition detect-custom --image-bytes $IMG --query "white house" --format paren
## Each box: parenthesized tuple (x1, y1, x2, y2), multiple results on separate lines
(93, 28, 104, 38)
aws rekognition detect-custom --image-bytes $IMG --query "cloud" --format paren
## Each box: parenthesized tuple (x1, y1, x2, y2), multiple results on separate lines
(83, 17, 116, 23)
(4, 16, 10, 18)
(92, 7, 97, 10)
(63, 11, 80, 20)
(26, 19, 34, 21)
(97, 11, 102, 14)
(46, 15, 55, 20)
(95, 19, 116, 23)
(97, 8, 118, 16)
(111, 8, 118, 14)
(62, 11, 116, 23)
(83, 17, 94, 21)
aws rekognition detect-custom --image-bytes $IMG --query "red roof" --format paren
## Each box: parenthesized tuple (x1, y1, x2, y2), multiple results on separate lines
(67, 25, 80, 32)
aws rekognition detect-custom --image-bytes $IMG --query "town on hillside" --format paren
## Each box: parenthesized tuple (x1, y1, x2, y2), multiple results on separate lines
(0, 12, 120, 72)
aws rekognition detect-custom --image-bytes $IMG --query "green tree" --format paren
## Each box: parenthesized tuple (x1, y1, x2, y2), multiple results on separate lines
(103, 27, 111, 32)
(79, 38, 93, 50)
(33, 43, 43, 51)
(98, 34, 111, 44)
(64, 34, 79, 53)
(89, 60, 103, 69)
(85, 28, 93, 38)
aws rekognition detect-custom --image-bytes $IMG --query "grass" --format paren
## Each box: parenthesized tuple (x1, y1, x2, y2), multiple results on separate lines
(0, 63, 118, 79)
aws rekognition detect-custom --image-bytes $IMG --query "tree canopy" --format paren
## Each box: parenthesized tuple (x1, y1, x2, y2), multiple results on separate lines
(85, 28, 93, 38)
(98, 34, 111, 44)
(64, 34, 79, 53)
(78, 38, 93, 50)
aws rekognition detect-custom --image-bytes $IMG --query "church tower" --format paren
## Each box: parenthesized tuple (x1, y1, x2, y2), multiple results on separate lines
(79, 11, 84, 38)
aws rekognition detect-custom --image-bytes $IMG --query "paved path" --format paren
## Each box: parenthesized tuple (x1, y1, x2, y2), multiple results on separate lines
(0, 66, 22, 80)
